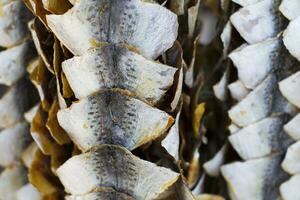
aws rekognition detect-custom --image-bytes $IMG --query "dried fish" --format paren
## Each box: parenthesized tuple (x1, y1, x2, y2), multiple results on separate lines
(221, 0, 297, 199)
(57, 145, 180, 198)
(23, 0, 204, 199)
(0, 0, 40, 198)
(221, 155, 287, 200)
(62, 45, 177, 103)
(16, 183, 41, 200)
(278, 2, 300, 200)
(57, 90, 173, 151)
(46, 0, 178, 59)
(0, 165, 27, 200)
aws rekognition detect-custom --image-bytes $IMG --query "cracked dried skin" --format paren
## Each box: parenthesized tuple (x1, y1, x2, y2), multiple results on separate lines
(62, 45, 177, 104)
(46, 0, 178, 59)
(57, 144, 180, 198)
(57, 89, 174, 152)
(0, 1, 32, 47)
(66, 191, 134, 200)
(0, 122, 32, 167)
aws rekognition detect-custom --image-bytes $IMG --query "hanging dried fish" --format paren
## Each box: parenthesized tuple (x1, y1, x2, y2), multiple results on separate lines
(57, 89, 174, 152)
(46, 0, 178, 59)
(277, 2, 300, 199)
(57, 145, 180, 198)
(0, 0, 40, 198)
(61, 45, 177, 103)
(23, 0, 203, 199)
(220, 0, 299, 199)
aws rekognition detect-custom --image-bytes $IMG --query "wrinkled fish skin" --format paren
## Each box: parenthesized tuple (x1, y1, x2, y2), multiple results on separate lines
(62, 44, 177, 103)
(57, 89, 173, 152)
(46, 0, 178, 59)
(0, 0, 39, 199)
(57, 144, 180, 198)
(221, 0, 298, 199)
(44, 0, 191, 199)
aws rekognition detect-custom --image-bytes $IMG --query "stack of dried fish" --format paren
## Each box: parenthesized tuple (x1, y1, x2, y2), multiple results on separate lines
(218, 0, 299, 199)
(0, 0, 41, 199)
(277, 1, 300, 199)
(20, 0, 208, 199)
(5, 0, 299, 199)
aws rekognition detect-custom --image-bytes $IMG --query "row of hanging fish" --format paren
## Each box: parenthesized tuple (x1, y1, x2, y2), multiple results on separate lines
(276, 0, 300, 199)
(210, 0, 300, 199)
(8, 0, 298, 199)
(20, 0, 212, 199)
(0, 0, 42, 199)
